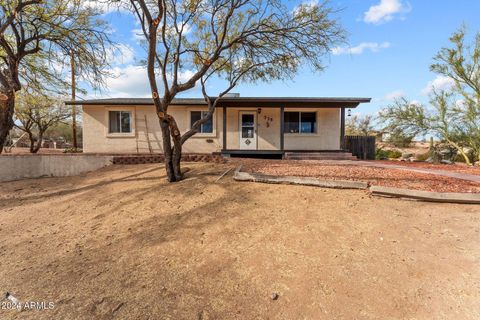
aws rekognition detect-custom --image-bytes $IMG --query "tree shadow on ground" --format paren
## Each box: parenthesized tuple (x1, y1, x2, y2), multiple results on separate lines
(5, 164, 263, 319)
(0, 166, 166, 210)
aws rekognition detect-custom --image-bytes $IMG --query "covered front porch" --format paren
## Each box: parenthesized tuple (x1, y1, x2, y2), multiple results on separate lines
(215, 97, 370, 158)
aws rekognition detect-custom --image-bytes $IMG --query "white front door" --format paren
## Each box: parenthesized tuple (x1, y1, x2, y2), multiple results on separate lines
(239, 111, 257, 150)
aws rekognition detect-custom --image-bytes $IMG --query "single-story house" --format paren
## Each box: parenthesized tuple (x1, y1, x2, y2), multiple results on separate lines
(66, 96, 371, 157)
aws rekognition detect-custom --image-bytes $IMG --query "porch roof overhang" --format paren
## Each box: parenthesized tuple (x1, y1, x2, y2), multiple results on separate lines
(65, 97, 371, 108)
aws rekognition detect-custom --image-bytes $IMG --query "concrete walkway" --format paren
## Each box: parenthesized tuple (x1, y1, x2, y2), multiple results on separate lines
(314, 160, 480, 183)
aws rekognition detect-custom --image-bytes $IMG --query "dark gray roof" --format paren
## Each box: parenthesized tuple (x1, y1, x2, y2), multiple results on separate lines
(65, 97, 371, 108)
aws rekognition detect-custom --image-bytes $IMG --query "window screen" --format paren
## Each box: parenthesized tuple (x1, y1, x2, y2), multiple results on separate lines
(284, 111, 316, 134)
(300, 112, 316, 133)
(190, 111, 213, 133)
(109, 111, 132, 133)
(284, 112, 299, 133)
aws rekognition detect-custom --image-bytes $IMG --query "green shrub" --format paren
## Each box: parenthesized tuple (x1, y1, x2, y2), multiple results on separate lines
(375, 148, 389, 160)
(375, 148, 401, 160)
(386, 129, 414, 148)
(387, 149, 402, 159)
(416, 151, 431, 161)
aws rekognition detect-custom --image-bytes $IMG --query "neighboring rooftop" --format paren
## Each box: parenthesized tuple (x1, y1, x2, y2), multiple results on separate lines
(65, 97, 371, 108)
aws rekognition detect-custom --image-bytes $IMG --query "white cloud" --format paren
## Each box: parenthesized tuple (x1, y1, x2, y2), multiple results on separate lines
(421, 75, 455, 96)
(332, 42, 390, 55)
(131, 28, 146, 43)
(293, 0, 319, 16)
(363, 0, 411, 25)
(82, 1, 129, 14)
(104, 65, 151, 97)
(96, 65, 197, 98)
(107, 44, 135, 66)
(384, 90, 405, 101)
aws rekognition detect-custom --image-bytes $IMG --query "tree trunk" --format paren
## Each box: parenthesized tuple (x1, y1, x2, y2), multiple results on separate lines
(32, 131, 43, 153)
(172, 140, 182, 181)
(169, 116, 183, 181)
(0, 93, 15, 154)
(159, 113, 184, 182)
(447, 139, 471, 165)
(28, 132, 36, 153)
(160, 120, 177, 182)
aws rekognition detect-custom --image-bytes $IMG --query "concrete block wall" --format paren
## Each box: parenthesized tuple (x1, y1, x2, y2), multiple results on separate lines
(0, 155, 114, 182)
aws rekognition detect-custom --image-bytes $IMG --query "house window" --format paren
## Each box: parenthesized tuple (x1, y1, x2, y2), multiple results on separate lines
(109, 111, 132, 133)
(284, 111, 317, 134)
(190, 111, 213, 133)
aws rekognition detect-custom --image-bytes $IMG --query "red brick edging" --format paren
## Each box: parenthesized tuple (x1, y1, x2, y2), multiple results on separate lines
(112, 154, 225, 165)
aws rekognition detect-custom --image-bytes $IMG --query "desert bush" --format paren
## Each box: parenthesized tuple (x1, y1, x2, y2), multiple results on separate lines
(387, 149, 402, 159)
(375, 148, 402, 160)
(375, 148, 388, 160)
(416, 151, 431, 162)
(386, 129, 414, 148)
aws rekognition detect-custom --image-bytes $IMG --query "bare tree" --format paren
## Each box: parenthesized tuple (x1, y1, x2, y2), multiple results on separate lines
(15, 92, 70, 153)
(346, 114, 376, 136)
(0, 0, 113, 153)
(124, 0, 345, 181)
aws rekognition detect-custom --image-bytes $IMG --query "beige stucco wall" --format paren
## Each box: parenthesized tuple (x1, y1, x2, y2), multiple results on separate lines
(225, 107, 281, 150)
(83, 104, 223, 153)
(82, 105, 340, 153)
(284, 108, 341, 150)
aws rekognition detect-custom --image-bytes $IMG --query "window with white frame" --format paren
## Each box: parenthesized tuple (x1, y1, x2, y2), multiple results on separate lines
(108, 111, 132, 133)
(190, 111, 213, 133)
(284, 111, 317, 134)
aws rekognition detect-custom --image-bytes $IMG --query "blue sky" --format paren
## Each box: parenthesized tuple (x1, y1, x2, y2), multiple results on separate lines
(87, 0, 480, 116)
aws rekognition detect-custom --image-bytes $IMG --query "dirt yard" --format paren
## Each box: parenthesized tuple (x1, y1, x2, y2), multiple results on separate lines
(1, 163, 479, 319)
(240, 159, 480, 193)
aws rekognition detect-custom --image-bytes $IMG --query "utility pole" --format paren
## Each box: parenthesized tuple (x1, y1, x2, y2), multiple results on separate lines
(70, 49, 78, 150)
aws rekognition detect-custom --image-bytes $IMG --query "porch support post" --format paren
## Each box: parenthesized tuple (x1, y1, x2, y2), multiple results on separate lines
(340, 107, 346, 150)
(280, 106, 285, 151)
(222, 105, 227, 150)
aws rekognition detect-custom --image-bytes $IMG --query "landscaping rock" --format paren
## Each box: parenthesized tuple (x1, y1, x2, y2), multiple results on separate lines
(234, 168, 368, 190)
(370, 186, 480, 204)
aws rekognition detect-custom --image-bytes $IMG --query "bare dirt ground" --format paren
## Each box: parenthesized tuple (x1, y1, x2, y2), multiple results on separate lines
(239, 159, 480, 193)
(1, 163, 480, 319)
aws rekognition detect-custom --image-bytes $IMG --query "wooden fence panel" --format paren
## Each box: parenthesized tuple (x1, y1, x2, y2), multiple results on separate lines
(345, 136, 376, 160)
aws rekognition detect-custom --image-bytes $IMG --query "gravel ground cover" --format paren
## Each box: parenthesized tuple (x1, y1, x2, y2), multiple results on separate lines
(373, 160, 480, 175)
(237, 159, 480, 193)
